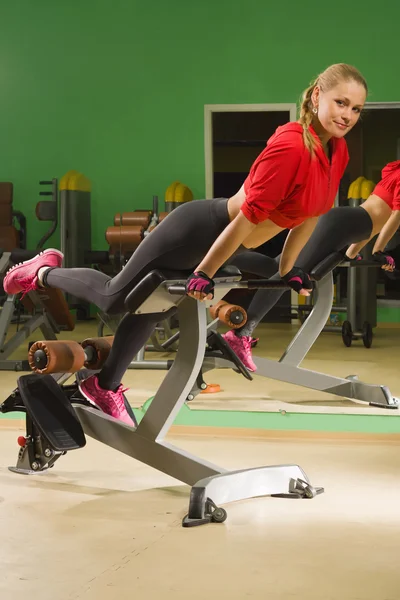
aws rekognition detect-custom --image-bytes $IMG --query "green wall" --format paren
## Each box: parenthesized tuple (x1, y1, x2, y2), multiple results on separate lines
(1, 0, 399, 250)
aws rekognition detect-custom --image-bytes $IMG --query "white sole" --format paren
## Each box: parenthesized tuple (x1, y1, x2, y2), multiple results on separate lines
(78, 380, 101, 410)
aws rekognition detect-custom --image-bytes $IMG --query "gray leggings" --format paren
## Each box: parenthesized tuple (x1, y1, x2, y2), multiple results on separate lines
(232, 206, 373, 337)
(45, 202, 372, 389)
(45, 198, 250, 390)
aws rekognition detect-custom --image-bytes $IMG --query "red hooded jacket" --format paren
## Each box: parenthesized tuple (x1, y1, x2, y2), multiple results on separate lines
(241, 122, 349, 228)
(373, 161, 400, 210)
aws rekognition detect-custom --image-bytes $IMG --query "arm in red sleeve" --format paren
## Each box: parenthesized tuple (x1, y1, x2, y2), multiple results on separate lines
(241, 133, 306, 224)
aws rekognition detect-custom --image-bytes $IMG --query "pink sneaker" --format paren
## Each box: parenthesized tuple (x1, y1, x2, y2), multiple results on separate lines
(222, 329, 257, 372)
(3, 248, 64, 296)
(79, 374, 135, 426)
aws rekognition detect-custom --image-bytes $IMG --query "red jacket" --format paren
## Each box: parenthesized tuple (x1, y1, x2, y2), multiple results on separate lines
(373, 161, 400, 210)
(241, 122, 349, 228)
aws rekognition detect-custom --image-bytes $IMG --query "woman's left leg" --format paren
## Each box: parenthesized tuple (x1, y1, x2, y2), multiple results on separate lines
(225, 207, 374, 370)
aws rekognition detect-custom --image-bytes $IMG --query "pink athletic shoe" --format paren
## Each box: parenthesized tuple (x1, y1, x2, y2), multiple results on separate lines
(222, 329, 257, 372)
(79, 374, 135, 426)
(3, 248, 64, 296)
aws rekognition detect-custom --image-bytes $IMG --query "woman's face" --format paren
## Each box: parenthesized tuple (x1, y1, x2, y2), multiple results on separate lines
(313, 80, 366, 139)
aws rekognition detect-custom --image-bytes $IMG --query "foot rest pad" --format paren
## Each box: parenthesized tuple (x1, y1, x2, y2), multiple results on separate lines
(18, 374, 86, 451)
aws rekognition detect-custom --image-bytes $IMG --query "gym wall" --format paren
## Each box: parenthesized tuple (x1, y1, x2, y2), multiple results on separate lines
(1, 0, 399, 250)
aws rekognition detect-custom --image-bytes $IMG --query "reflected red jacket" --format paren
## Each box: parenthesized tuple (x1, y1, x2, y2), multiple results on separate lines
(241, 122, 349, 228)
(373, 161, 400, 210)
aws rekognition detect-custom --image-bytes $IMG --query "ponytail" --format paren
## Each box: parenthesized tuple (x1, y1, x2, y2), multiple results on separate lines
(298, 81, 319, 156)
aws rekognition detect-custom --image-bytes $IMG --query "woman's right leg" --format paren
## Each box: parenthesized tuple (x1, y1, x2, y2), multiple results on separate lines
(5, 199, 233, 425)
(78, 306, 177, 425)
(6, 199, 231, 314)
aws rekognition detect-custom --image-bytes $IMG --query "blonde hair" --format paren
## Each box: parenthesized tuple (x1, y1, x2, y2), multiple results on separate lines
(299, 63, 368, 154)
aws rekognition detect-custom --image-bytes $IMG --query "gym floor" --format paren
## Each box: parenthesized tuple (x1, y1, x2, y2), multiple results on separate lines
(1, 320, 400, 599)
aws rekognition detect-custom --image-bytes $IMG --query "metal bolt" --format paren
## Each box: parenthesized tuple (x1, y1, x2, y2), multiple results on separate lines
(44, 448, 52, 457)
(31, 462, 39, 470)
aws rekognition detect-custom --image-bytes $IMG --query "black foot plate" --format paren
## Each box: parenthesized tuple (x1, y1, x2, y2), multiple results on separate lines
(18, 374, 86, 451)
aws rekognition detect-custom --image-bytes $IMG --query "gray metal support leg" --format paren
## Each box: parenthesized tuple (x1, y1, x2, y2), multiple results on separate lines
(74, 297, 225, 485)
(196, 274, 398, 409)
(73, 294, 319, 523)
(280, 274, 334, 367)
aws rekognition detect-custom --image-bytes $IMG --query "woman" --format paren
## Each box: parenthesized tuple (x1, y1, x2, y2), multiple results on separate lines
(224, 161, 400, 371)
(348, 160, 400, 263)
(4, 63, 367, 424)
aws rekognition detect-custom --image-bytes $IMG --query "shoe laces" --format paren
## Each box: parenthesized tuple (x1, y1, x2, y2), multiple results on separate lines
(18, 275, 38, 299)
(241, 336, 253, 352)
(108, 385, 129, 409)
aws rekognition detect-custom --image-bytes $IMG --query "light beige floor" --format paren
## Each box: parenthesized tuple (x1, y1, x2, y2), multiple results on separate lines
(1, 320, 400, 599)
(1, 432, 400, 600)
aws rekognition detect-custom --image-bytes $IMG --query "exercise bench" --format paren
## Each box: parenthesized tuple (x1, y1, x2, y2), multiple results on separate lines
(2, 266, 323, 527)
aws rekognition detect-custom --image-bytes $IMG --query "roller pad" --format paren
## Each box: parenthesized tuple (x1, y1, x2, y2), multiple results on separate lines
(18, 374, 86, 451)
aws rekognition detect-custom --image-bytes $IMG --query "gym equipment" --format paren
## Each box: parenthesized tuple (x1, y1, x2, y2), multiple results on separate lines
(0, 182, 27, 251)
(347, 176, 375, 203)
(0, 175, 92, 370)
(2, 267, 323, 527)
(125, 300, 248, 370)
(36, 179, 59, 249)
(4, 173, 101, 317)
(341, 320, 373, 348)
(104, 183, 193, 265)
(1, 336, 136, 473)
(189, 252, 399, 410)
(297, 258, 379, 348)
(337, 259, 376, 347)
(59, 171, 92, 269)
(164, 181, 193, 213)
(37, 172, 110, 276)
(58, 171, 93, 318)
(104, 189, 183, 266)
(36, 171, 110, 316)
(340, 177, 377, 347)
(0, 249, 75, 371)
(28, 337, 115, 373)
(104, 196, 167, 270)
(209, 300, 247, 329)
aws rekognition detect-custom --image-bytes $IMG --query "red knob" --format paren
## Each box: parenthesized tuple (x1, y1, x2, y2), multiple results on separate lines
(17, 436, 26, 447)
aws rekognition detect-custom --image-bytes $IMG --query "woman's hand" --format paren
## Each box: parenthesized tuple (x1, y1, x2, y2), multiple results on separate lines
(185, 271, 215, 301)
(282, 267, 313, 296)
(372, 251, 396, 271)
